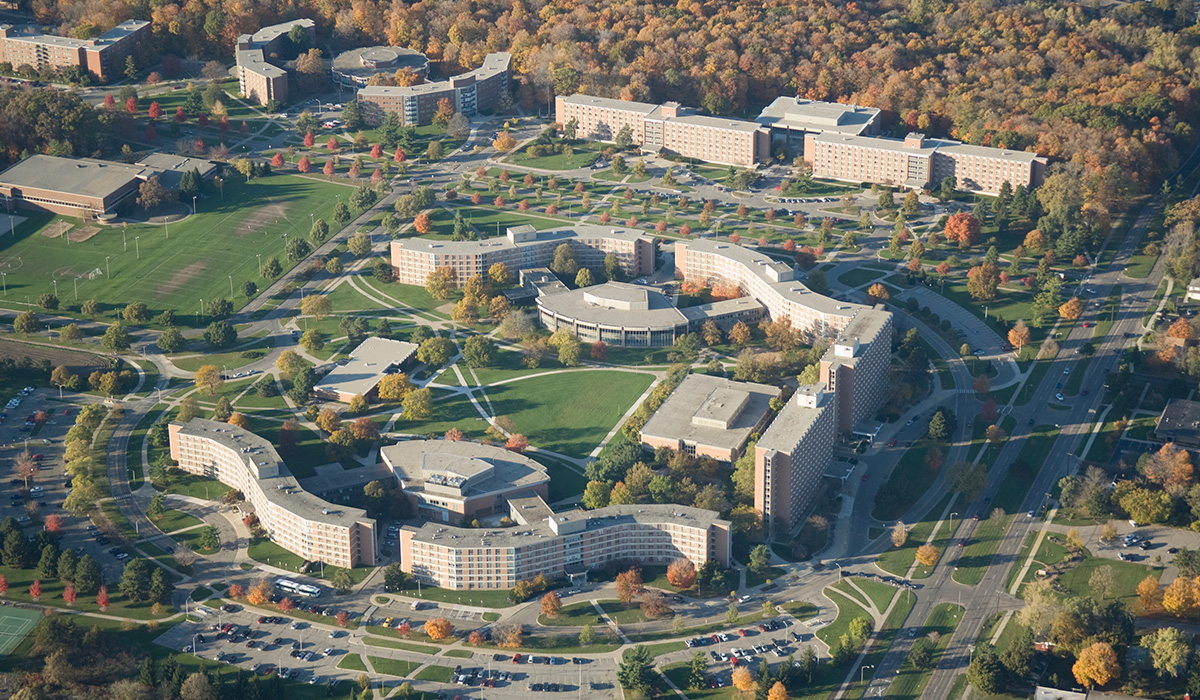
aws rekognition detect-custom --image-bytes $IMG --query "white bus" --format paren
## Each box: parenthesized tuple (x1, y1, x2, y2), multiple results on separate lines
(275, 578, 322, 598)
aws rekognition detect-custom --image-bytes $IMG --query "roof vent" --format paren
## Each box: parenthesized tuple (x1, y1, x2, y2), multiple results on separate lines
(322, 508, 329, 515)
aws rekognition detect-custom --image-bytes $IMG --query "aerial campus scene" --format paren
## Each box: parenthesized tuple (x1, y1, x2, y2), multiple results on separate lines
(0, 3, 1197, 700)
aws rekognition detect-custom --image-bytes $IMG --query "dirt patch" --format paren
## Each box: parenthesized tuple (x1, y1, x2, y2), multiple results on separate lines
(0, 337, 108, 377)
(68, 226, 100, 243)
(40, 221, 72, 239)
(238, 201, 290, 237)
(157, 260, 206, 296)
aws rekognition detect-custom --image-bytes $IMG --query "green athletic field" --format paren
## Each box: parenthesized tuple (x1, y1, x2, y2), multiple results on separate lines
(0, 605, 41, 656)
(0, 174, 354, 321)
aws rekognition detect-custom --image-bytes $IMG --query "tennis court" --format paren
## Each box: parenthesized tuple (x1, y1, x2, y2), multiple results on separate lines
(0, 605, 42, 656)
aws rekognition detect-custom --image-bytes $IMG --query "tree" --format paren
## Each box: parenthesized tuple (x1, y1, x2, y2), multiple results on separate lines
(1008, 320, 1032, 351)
(550, 243, 581, 278)
(13, 310, 37, 335)
(967, 645, 1004, 694)
(505, 433, 529, 453)
(1163, 576, 1192, 616)
(493, 132, 517, 152)
(150, 567, 172, 605)
(541, 590, 562, 618)
(137, 175, 171, 211)
(119, 558, 150, 602)
(667, 559, 697, 590)
(331, 569, 354, 595)
(615, 568, 643, 604)
(300, 329, 324, 353)
(1073, 641, 1120, 688)
(891, 522, 908, 547)
(748, 545, 770, 573)
(731, 666, 755, 693)
(944, 213, 982, 247)
(401, 388, 433, 421)
(147, 493, 167, 520)
(193, 365, 224, 395)
(301, 294, 332, 319)
(203, 321, 236, 348)
(378, 373, 415, 401)
(1139, 576, 1163, 611)
(417, 337, 454, 367)
(915, 544, 939, 567)
(425, 267, 457, 300)
(100, 322, 131, 352)
(583, 481, 610, 509)
(1059, 297, 1084, 320)
(867, 283, 889, 304)
(729, 321, 752, 346)
(966, 262, 1000, 301)
(424, 617, 452, 640)
(619, 646, 656, 691)
(1089, 565, 1117, 600)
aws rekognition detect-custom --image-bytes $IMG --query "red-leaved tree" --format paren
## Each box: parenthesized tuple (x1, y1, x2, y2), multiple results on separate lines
(62, 583, 76, 606)
(97, 586, 109, 610)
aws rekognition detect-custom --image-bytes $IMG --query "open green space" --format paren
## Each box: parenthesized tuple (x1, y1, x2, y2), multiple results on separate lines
(855, 578, 901, 613)
(398, 580, 518, 608)
(168, 336, 275, 373)
(816, 589, 872, 647)
(886, 603, 963, 700)
(363, 637, 440, 654)
(0, 174, 355, 321)
(150, 508, 205, 534)
(877, 493, 955, 578)
(337, 653, 367, 671)
(244, 415, 331, 479)
(540, 600, 603, 627)
(599, 600, 656, 625)
(992, 425, 1059, 514)
(830, 580, 870, 608)
(526, 452, 589, 503)
(503, 140, 605, 170)
(951, 514, 1013, 586)
(1056, 551, 1161, 608)
(845, 589, 916, 700)
(872, 438, 946, 521)
(415, 665, 456, 682)
(837, 267, 886, 288)
(155, 469, 227, 501)
(1125, 250, 1158, 278)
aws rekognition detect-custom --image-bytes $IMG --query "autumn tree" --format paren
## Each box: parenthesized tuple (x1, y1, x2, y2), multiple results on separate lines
(891, 522, 908, 547)
(966, 262, 1000, 301)
(1138, 576, 1163, 612)
(667, 558, 697, 590)
(731, 666, 754, 692)
(1073, 642, 1120, 688)
(1162, 576, 1192, 616)
(1059, 297, 1084, 320)
(424, 617, 452, 640)
(915, 545, 939, 568)
(615, 568, 643, 604)
(944, 213, 982, 248)
(867, 283, 889, 304)
(193, 365, 224, 395)
(541, 590, 562, 618)
(1008, 321, 1032, 351)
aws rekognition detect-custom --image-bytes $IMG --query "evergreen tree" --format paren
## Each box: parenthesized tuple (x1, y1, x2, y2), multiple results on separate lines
(73, 554, 101, 594)
(36, 544, 57, 580)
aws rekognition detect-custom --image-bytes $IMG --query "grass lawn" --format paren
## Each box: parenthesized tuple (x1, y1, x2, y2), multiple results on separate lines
(363, 637, 440, 654)
(338, 653, 367, 671)
(816, 589, 871, 647)
(526, 452, 589, 503)
(1056, 553, 1161, 609)
(443, 649, 475, 658)
(872, 439, 945, 521)
(540, 600, 603, 627)
(951, 514, 1013, 586)
(169, 336, 275, 373)
(478, 370, 654, 459)
(845, 589, 916, 700)
(398, 580, 518, 608)
(156, 470, 227, 500)
(393, 390, 492, 440)
(887, 603, 963, 700)
(745, 566, 786, 589)
(0, 554, 173, 619)
(877, 493, 955, 578)
(504, 140, 604, 170)
(150, 508, 205, 534)
(0, 174, 355, 322)
(855, 579, 900, 613)
(446, 204, 565, 238)
(415, 665, 456, 682)
(993, 425, 1059, 514)
(837, 268, 886, 288)
(244, 415, 331, 479)
(468, 349, 553, 386)
(600, 600, 653, 625)
(1125, 251, 1158, 278)
(831, 580, 870, 609)
(247, 537, 307, 572)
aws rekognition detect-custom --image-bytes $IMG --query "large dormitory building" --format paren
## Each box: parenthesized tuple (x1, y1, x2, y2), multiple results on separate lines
(556, 93, 1045, 195)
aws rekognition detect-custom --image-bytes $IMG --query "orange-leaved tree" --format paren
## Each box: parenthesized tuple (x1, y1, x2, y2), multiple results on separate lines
(666, 559, 697, 590)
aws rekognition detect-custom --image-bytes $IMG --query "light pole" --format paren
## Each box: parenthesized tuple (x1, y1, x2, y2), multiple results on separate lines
(122, 226, 126, 251)
(105, 256, 110, 279)
(256, 254, 262, 276)
(193, 196, 197, 216)
(228, 275, 234, 296)
(1, 271, 6, 296)
(949, 512, 957, 531)
(860, 665, 874, 684)
(51, 278, 57, 297)
(135, 236, 140, 259)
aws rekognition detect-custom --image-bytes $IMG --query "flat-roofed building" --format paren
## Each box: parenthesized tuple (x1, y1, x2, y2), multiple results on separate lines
(380, 440, 550, 522)
(555, 95, 770, 167)
(358, 53, 510, 126)
(673, 238, 875, 341)
(133, 154, 218, 190)
(391, 224, 655, 288)
(235, 19, 316, 106)
(313, 337, 418, 403)
(640, 374, 778, 462)
(169, 419, 376, 568)
(755, 96, 881, 156)
(0, 20, 148, 81)
(806, 131, 1046, 196)
(1188, 278, 1200, 302)
(536, 281, 765, 347)
(819, 310, 893, 435)
(331, 46, 428, 88)
(1155, 399, 1200, 449)
(755, 385, 837, 534)
(0, 154, 157, 218)
(399, 498, 730, 590)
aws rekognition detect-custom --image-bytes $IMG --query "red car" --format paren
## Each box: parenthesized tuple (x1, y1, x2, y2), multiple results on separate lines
(887, 439, 897, 447)
(738, 629, 748, 637)
(512, 654, 521, 664)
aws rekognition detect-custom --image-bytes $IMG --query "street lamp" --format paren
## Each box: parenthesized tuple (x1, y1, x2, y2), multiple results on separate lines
(193, 196, 197, 215)
(949, 512, 957, 531)
(105, 256, 110, 279)
(860, 665, 875, 683)
(256, 254, 262, 276)
(135, 236, 140, 259)
(228, 275, 234, 297)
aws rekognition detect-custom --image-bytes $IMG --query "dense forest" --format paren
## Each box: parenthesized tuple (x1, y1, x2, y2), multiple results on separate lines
(12, 0, 1200, 192)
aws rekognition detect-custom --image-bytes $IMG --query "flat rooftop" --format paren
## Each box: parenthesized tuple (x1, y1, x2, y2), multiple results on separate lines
(756, 384, 834, 453)
(394, 224, 652, 256)
(822, 309, 892, 367)
(332, 46, 428, 79)
(241, 18, 315, 47)
(315, 337, 418, 398)
(0, 155, 152, 200)
(380, 440, 549, 499)
(538, 282, 689, 329)
(813, 132, 1042, 163)
(90, 19, 149, 48)
(175, 419, 370, 527)
(135, 154, 217, 190)
(755, 96, 881, 135)
(559, 94, 659, 114)
(405, 500, 727, 549)
(641, 374, 777, 454)
(1156, 399, 1200, 442)
(357, 52, 510, 99)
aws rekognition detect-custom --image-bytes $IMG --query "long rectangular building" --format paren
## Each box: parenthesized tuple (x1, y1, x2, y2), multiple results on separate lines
(820, 311, 894, 434)
(806, 131, 1046, 195)
(235, 19, 316, 106)
(640, 373, 778, 462)
(555, 95, 770, 168)
(358, 53, 511, 126)
(673, 238, 876, 341)
(399, 498, 730, 590)
(755, 385, 837, 535)
(391, 224, 655, 287)
(0, 20, 148, 81)
(169, 419, 377, 569)
(0, 154, 156, 218)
